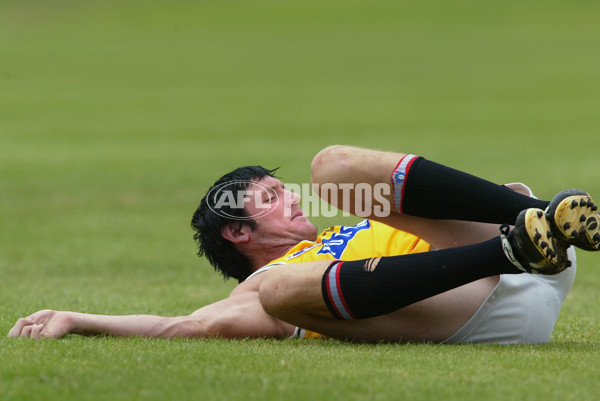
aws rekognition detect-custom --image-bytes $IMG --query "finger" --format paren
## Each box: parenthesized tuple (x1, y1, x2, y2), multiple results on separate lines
(29, 310, 51, 321)
(8, 317, 33, 338)
(20, 324, 34, 338)
(42, 320, 61, 339)
(31, 324, 45, 339)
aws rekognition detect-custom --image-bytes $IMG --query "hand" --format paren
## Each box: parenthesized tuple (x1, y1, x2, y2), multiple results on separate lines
(8, 310, 74, 339)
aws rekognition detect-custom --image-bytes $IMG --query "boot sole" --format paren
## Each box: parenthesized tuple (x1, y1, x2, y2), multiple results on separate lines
(547, 190, 600, 251)
(515, 209, 569, 274)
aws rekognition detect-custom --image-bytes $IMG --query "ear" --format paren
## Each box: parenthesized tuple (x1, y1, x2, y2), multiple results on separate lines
(221, 223, 251, 244)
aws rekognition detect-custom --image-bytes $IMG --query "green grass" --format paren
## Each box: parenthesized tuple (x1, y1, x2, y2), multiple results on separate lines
(1, 338, 598, 401)
(1, 0, 599, 400)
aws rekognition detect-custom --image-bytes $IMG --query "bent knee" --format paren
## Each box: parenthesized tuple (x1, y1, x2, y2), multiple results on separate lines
(311, 145, 354, 186)
(258, 262, 329, 320)
(258, 268, 290, 317)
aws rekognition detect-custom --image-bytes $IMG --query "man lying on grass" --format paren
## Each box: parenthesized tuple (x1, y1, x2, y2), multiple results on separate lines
(9, 145, 600, 343)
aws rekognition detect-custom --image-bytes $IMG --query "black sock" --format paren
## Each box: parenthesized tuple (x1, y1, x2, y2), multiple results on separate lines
(398, 157, 549, 224)
(321, 237, 521, 320)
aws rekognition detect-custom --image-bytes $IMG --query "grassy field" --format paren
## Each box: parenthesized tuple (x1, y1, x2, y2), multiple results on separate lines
(1, 1, 599, 400)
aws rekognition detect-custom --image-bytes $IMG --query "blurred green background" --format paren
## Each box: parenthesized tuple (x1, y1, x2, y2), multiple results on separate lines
(1, 1, 599, 400)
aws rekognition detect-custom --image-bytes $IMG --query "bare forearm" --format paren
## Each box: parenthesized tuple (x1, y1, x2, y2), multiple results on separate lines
(8, 309, 215, 339)
(69, 312, 179, 338)
(9, 291, 291, 340)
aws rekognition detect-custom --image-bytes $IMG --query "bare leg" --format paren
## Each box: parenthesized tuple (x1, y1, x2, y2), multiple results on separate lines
(311, 145, 532, 248)
(258, 146, 540, 342)
(258, 260, 499, 342)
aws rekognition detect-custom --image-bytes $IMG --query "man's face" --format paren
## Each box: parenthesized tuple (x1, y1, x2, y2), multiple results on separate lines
(243, 176, 318, 246)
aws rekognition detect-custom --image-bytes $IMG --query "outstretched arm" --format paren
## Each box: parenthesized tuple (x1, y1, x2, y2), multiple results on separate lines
(8, 290, 295, 339)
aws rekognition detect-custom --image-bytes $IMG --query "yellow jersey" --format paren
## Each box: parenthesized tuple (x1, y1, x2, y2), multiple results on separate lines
(266, 219, 430, 266)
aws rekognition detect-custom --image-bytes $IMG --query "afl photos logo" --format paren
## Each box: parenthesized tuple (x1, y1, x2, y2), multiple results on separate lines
(207, 180, 279, 220)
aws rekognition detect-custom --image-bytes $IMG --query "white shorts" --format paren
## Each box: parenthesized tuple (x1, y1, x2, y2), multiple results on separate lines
(442, 246, 577, 344)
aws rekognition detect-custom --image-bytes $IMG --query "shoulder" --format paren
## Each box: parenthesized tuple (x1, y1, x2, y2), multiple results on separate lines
(229, 262, 288, 296)
(245, 262, 288, 281)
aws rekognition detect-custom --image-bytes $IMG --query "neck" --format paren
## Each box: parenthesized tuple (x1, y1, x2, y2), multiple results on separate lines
(244, 242, 298, 272)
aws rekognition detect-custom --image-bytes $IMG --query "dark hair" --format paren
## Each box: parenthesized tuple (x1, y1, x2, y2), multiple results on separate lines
(191, 166, 279, 282)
